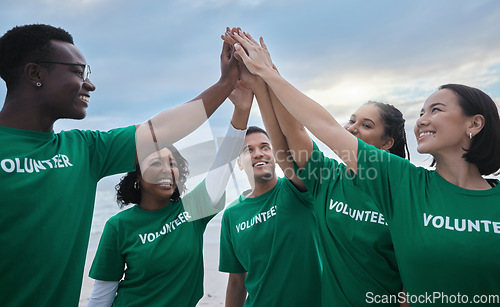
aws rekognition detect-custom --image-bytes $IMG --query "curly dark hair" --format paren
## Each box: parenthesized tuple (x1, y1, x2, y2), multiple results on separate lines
(115, 145, 190, 208)
(366, 101, 410, 159)
(0, 24, 74, 91)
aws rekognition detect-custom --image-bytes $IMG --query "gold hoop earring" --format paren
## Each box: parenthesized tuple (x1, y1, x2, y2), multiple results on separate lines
(134, 181, 140, 190)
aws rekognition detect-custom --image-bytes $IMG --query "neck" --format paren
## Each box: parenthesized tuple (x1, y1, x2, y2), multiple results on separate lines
(247, 176, 278, 198)
(0, 97, 55, 132)
(434, 153, 490, 190)
(139, 196, 172, 211)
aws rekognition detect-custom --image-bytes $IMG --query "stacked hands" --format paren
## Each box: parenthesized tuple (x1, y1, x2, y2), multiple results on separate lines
(221, 27, 276, 92)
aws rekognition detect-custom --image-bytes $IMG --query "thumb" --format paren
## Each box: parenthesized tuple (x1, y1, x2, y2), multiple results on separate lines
(234, 43, 250, 63)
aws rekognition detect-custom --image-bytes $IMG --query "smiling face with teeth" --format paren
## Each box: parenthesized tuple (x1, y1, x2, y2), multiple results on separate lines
(238, 131, 276, 183)
(39, 40, 96, 121)
(138, 147, 181, 207)
(414, 88, 474, 158)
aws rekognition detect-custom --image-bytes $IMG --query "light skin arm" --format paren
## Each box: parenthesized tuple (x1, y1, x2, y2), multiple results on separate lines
(135, 41, 238, 164)
(223, 29, 306, 190)
(267, 75, 313, 169)
(225, 273, 247, 307)
(228, 80, 253, 131)
(232, 31, 359, 172)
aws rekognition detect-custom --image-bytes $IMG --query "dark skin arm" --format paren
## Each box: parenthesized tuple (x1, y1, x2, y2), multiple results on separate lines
(225, 273, 247, 307)
(135, 41, 238, 164)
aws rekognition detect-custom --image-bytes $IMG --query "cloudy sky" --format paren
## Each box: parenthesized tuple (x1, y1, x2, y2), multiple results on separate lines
(1, 0, 500, 194)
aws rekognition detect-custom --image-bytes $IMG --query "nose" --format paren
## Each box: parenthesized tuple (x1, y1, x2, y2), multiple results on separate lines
(161, 163, 172, 174)
(252, 148, 264, 158)
(416, 114, 429, 128)
(345, 123, 359, 135)
(83, 79, 96, 91)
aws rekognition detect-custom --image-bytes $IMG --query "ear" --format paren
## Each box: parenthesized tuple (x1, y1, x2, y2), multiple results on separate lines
(469, 114, 485, 137)
(25, 63, 43, 86)
(237, 156, 243, 170)
(380, 137, 395, 151)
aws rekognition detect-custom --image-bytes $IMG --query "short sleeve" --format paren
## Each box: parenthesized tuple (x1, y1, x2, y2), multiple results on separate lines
(218, 209, 246, 273)
(294, 141, 343, 200)
(81, 126, 136, 179)
(89, 219, 125, 281)
(279, 176, 314, 207)
(353, 139, 410, 220)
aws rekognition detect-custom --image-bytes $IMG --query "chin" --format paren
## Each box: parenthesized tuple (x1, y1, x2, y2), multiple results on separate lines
(255, 171, 275, 182)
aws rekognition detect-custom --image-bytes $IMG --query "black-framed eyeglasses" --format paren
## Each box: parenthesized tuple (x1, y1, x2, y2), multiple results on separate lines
(36, 60, 91, 81)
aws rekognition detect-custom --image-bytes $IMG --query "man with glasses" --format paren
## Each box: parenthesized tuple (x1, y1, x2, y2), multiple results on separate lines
(0, 24, 238, 306)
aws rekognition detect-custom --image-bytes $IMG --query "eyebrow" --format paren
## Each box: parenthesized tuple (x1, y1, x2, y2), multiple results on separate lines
(420, 102, 446, 112)
(351, 114, 376, 125)
(241, 142, 271, 151)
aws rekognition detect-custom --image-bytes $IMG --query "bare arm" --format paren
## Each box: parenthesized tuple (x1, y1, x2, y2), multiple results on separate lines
(267, 79, 313, 169)
(135, 41, 238, 164)
(232, 31, 359, 172)
(223, 29, 306, 190)
(252, 79, 307, 191)
(225, 273, 247, 307)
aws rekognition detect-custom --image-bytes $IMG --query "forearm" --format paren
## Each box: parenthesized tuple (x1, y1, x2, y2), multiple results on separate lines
(259, 68, 358, 170)
(252, 82, 304, 188)
(135, 80, 234, 164)
(225, 273, 247, 307)
(268, 86, 313, 169)
(192, 78, 236, 117)
(252, 82, 289, 166)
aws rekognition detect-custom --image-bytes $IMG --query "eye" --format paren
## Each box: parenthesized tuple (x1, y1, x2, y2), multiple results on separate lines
(170, 161, 178, 168)
(362, 123, 372, 129)
(431, 107, 441, 113)
(262, 145, 270, 150)
(150, 161, 161, 167)
(348, 119, 355, 124)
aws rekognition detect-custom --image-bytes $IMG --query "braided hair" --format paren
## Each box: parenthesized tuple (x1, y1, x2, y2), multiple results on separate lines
(366, 101, 410, 159)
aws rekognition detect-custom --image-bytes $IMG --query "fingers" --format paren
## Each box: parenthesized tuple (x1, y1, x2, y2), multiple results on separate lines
(243, 32, 259, 45)
(234, 43, 251, 64)
(232, 31, 255, 51)
(221, 41, 231, 60)
(260, 37, 268, 51)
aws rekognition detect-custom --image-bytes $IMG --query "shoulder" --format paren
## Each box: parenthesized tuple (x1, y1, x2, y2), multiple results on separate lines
(58, 126, 136, 140)
(107, 206, 135, 223)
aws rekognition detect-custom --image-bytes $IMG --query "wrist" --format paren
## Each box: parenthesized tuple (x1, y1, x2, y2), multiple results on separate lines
(234, 104, 252, 114)
(258, 66, 278, 81)
(218, 73, 237, 89)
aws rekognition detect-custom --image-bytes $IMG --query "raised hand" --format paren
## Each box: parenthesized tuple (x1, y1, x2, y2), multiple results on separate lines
(222, 27, 243, 62)
(229, 80, 253, 112)
(230, 30, 274, 76)
(219, 40, 239, 87)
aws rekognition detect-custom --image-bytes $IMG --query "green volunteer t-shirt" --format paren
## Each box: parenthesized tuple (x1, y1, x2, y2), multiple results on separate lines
(0, 125, 136, 307)
(295, 141, 402, 306)
(219, 177, 322, 307)
(355, 139, 500, 305)
(89, 180, 223, 307)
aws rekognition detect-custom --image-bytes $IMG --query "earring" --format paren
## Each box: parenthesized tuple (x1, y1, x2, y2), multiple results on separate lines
(470, 132, 473, 140)
(36, 82, 42, 87)
(134, 181, 140, 190)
